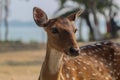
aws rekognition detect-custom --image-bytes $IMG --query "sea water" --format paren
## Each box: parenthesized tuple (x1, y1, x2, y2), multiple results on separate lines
(0, 22, 47, 43)
(0, 21, 106, 43)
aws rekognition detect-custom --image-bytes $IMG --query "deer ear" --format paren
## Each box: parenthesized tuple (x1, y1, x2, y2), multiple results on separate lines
(33, 7, 48, 27)
(67, 10, 83, 21)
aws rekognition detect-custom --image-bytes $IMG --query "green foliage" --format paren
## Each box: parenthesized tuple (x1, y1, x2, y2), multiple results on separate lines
(58, 0, 119, 16)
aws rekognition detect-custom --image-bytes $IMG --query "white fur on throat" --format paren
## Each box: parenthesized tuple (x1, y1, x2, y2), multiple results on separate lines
(48, 48, 63, 74)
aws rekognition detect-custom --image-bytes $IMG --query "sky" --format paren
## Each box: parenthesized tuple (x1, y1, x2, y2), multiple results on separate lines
(9, 0, 59, 22)
(8, 0, 120, 22)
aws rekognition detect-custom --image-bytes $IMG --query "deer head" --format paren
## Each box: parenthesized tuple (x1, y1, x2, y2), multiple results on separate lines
(33, 7, 83, 56)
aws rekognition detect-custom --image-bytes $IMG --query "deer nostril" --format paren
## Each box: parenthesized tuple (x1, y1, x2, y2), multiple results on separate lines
(69, 47, 76, 53)
(69, 47, 80, 56)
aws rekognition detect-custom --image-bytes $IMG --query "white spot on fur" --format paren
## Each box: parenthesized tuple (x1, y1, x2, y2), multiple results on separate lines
(105, 77, 109, 80)
(92, 73, 96, 76)
(66, 73, 69, 78)
(72, 68, 75, 71)
(83, 67, 87, 70)
(77, 62, 81, 64)
(78, 71, 82, 75)
(66, 67, 70, 70)
(72, 77, 76, 80)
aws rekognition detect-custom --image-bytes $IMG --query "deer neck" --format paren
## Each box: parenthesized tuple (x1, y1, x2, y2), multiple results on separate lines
(40, 43, 63, 80)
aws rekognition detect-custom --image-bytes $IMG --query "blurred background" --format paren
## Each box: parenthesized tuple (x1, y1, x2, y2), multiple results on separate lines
(0, 0, 120, 80)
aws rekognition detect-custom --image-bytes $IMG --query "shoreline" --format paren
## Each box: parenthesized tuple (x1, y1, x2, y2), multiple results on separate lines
(0, 41, 46, 53)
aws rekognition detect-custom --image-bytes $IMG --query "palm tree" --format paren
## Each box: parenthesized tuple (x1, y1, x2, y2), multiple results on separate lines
(56, 0, 119, 41)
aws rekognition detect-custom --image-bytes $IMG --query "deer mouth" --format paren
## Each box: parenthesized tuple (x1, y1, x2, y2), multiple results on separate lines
(64, 49, 80, 57)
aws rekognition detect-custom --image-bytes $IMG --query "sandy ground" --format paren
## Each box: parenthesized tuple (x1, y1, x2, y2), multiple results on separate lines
(0, 50, 46, 80)
(0, 39, 119, 80)
(0, 42, 86, 80)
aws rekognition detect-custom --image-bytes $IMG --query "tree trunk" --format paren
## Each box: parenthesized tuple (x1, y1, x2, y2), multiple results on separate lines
(4, 15, 8, 42)
(78, 18, 83, 41)
(109, 0, 113, 19)
(0, 0, 2, 41)
(4, 0, 9, 42)
(91, 9, 103, 40)
(90, 1, 103, 40)
(84, 11, 94, 41)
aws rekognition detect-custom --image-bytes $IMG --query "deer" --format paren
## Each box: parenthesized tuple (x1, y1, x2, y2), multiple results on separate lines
(33, 7, 120, 80)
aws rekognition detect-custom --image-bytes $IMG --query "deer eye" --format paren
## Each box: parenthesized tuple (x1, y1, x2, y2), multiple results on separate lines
(74, 29, 78, 33)
(51, 27, 59, 34)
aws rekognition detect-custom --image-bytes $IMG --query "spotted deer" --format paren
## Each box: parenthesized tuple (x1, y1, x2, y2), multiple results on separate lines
(33, 7, 120, 80)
